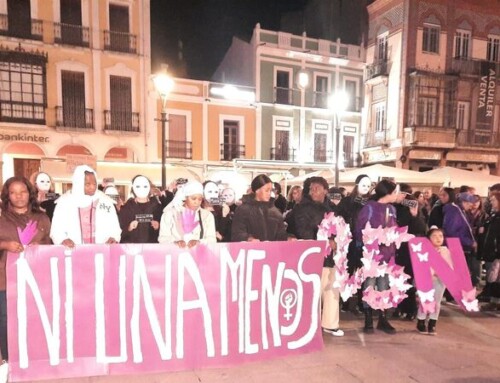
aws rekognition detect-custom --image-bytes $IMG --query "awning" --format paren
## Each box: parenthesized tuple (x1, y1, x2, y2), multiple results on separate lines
(40, 159, 201, 186)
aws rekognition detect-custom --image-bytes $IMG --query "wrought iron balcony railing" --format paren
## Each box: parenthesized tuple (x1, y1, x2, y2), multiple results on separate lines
(0, 14, 42, 40)
(103, 30, 137, 54)
(220, 144, 245, 161)
(312, 149, 334, 163)
(274, 86, 293, 104)
(56, 106, 94, 130)
(166, 140, 192, 159)
(103, 110, 139, 132)
(365, 60, 388, 81)
(270, 147, 296, 161)
(54, 23, 90, 47)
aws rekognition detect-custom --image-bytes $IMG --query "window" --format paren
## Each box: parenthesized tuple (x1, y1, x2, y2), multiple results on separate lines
(343, 135, 355, 167)
(273, 129, 291, 160)
(313, 132, 328, 162)
(105, 4, 136, 53)
(60, 70, 87, 129)
(58, 0, 87, 47)
(417, 97, 437, 126)
(7, 0, 31, 39)
(374, 103, 386, 132)
(314, 75, 329, 108)
(167, 114, 191, 159)
(345, 80, 357, 111)
(106, 75, 138, 132)
(275, 70, 291, 104)
(487, 35, 500, 62)
(422, 24, 440, 54)
(377, 34, 388, 61)
(457, 101, 469, 130)
(0, 52, 47, 124)
(454, 30, 471, 58)
(222, 120, 243, 160)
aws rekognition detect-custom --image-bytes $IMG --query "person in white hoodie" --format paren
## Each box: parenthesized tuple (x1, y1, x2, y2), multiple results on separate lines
(50, 165, 121, 247)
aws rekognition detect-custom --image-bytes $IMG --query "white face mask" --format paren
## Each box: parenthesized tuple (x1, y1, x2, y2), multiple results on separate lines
(36, 173, 51, 192)
(221, 189, 235, 205)
(357, 177, 372, 195)
(132, 176, 151, 199)
(204, 182, 219, 201)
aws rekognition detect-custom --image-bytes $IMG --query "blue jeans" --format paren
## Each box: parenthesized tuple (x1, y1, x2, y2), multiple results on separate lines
(362, 275, 389, 309)
(0, 290, 7, 361)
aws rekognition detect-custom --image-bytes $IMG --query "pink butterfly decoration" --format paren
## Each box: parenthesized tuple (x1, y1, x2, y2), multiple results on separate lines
(420, 300, 436, 314)
(17, 220, 38, 245)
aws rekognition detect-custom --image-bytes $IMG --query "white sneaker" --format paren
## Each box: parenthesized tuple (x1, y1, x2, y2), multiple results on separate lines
(0, 360, 8, 383)
(323, 328, 344, 337)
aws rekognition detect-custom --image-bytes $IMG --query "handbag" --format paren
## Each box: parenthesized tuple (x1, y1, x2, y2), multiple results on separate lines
(487, 259, 500, 283)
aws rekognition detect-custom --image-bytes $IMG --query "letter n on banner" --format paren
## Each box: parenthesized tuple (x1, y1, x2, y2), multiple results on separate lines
(408, 237, 478, 313)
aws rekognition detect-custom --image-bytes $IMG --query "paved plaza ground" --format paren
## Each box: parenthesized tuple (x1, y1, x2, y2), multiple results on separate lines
(25, 303, 500, 383)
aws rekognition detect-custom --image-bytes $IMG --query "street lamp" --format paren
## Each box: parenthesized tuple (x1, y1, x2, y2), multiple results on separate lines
(152, 69, 174, 190)
(328, 91, 349, 187)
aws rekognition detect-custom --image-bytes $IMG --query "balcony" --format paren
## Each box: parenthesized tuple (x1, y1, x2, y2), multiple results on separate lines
(270, 147, 296, 161)
(103, 110, 139, 133)
(55, 106, 94, 131)
(456, 129, 500, 148)
(166, 140, 192, 159)
(403, 127, 456, 148)
(103, 30, 137, 54)
(54, 23, 90, 47)
(0, 14, 43, 40)
(312, 149, 334, 163)
(274, 86, 293, 104)
(450, 57, 500, 77)
(0, 101, 45, 124)
(365, 60, 388, 81)
(364, 130, 389, 148)
(313, 91, 329, 108)
(220, 144, 245, 161)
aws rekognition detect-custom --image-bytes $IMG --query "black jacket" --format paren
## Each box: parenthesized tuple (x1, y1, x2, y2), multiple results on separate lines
(482, 212, 500, 262)
(291, 197, 332, 240)
(231, 194, 288, 242)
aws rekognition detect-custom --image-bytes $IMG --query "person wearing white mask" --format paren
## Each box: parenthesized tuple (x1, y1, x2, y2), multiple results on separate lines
(337, 174, 373, 315)
(50, 165, 121, 247)
(29, 171, 59, 220)
(158, 180, 216, 247)
(118, 175, 162, 243)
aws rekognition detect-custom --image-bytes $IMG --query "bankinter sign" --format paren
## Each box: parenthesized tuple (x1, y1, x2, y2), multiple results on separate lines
(0, 132, 49, 142)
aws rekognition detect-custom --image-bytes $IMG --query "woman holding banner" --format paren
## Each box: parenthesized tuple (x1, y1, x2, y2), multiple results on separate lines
(0, 176, 52, 362)
(119, 175, 162, 243)
(158, 180, 216, 247)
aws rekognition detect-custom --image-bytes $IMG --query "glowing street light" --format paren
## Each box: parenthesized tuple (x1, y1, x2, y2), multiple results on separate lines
(152, 68, 175, 190)
(329, 91, 349, 187)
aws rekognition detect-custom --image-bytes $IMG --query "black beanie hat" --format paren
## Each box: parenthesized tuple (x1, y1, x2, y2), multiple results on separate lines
(355, 174, 369, 185)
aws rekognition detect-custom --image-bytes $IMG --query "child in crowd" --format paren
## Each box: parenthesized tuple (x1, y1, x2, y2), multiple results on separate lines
(416, 226, 452, 335)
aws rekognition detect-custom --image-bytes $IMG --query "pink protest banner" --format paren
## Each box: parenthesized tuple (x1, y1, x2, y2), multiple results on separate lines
(6, 241, 325, 382)
(408, 237, 478, 313)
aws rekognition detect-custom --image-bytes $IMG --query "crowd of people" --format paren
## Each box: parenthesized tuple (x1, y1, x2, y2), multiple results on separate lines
(0, 165, 499, 366)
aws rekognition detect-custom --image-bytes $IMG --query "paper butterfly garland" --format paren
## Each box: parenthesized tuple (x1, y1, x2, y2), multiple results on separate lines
(317, 214, 413, 308)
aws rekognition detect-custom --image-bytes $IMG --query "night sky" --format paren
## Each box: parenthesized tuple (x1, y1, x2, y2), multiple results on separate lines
(150, 0, 308, 80)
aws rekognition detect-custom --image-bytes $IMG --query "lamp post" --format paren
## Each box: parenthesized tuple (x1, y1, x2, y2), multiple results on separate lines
(328, 91, 348, 187)
(152, 69, 174, 190)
